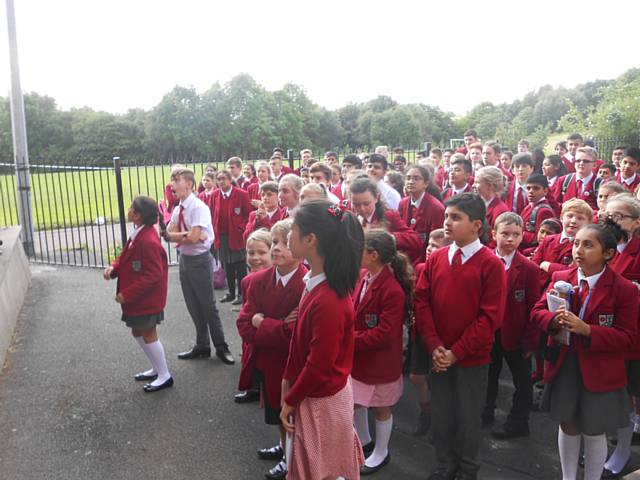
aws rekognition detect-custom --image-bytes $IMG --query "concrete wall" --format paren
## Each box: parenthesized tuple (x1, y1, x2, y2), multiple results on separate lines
(0, 227, 31, 369)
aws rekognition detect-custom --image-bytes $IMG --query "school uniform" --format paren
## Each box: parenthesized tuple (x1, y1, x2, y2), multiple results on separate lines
(378, 179, 401, 211)
(352, 267, 405, 407)
(398, 192, 445, 250)
(164, 183, 179, 213)
(361, 209, 424, 264)
(616, 172, 640, 194)
(414, 241, 506, 477)
(484, 251, 541, 429)
(197, 189, 216, 225)
(504, 181, 528, 215)
(246, 182, 262, 204)
(283, 273, 364, 479)
(242, 207, 284, 243)
(558, 172, 600, 211)
(409, 262, 431, 375)
(275, 166, 293, 182)
(236, 265, 307, 423)
(244, 175, 258, 190)
(547, 176, 562, 207)
(213, 187, 252, 298)
(531, 233, 574, 286)
(531, 266, 638, 434)
(442, 183, 472, 201)
(110, 225, 168, 328)
(331, 182, 345, 202)
(562, 154, 576, 174)
(520, 198, 556, 250)
(435, 165, 449, 190)
(170, 193, 228, 350)
(485, 196, 510, 229)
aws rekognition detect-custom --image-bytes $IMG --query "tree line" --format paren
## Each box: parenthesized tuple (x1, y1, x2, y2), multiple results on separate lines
(0, 68, 638, 165)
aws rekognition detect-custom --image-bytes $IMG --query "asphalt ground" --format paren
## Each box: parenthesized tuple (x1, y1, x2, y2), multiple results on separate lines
(1, 264, 638, 479)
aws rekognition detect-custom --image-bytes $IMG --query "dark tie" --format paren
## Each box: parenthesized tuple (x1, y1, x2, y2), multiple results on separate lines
(575, 279, 590, 316)
(362, 217, 368, 227)
(452, 249, 463, 267)
(516, 187, 525, 213)
(407, 203, 414, 227)
(577, 179, 584, 196)
(178, 204, 186, 231)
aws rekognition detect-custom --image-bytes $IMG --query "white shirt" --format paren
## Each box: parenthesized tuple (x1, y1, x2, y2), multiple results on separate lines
(128, 224, 143, 245)
(266, 208, 279, 219)
(453, 184, 468, 196)
(617, 241, 630, 254)
(221, 187, 232, 199)
(495, 249, 516, 271)
(378, 179, 401, 210)
(512, 182, 526, 211)
(276, 267, 298, 288)
(169, 193, 214, 255)
(559, 232, 574, 244)
(484, 196, 496, 209)
(327, 190, 341, 204)
(448, 238, 483, 265)
(411, 192, 425, 208)
(622, 173, 637, 186)
(548, 176, 558, 188)
(358, 213, 375, 226)
(577, 266, 606, 291)
(303, 271, 327, 294)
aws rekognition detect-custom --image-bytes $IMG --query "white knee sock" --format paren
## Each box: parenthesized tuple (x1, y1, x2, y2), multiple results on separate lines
(135, 336, 155, 376)
(583, 433, 607, 480)
(353, 407, 371, 445)
(558, 427, 580, 480)
(365, 416, 392, 468)
(633, 412, 640, 433)
(142, 340, 171, 386)
(605, 422, 633, 474)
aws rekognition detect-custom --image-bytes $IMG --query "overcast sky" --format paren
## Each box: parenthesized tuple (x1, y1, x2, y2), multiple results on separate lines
(0, 0, 637, 116)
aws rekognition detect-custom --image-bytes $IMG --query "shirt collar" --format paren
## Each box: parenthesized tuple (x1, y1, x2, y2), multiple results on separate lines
(448, 238, 483, 265)
(453, 184, 468, 195)
(617, 240, 630, 254)
(576, 172, 593, 183)
(411, 192, 425, 208)
(303, 271, 327, 293)
(577, 266, 606, 291)
(179, 193, 196, 208)
(276, 267, 298, 287)
(560, 232, 574, 243)
(483, 195, 496, 208)
(359, 213, 375, 225)
(495, 249, 516, 270)
(129, 224, 143, 244)
(221, 187, 232, 199)
(621, 173, 637, 185)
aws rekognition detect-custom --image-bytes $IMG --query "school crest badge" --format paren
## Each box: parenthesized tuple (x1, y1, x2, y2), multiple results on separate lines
(365, 314, 379, 328)
(514, 289, 525, 302)
(132, 260, 142, 272)
(234, 207, 241, 215)
(598, 314, 614, 327)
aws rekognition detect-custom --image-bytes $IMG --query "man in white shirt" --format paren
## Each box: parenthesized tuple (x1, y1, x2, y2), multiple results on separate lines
(162, 167, 234, 365)
(367, 154, 401, 210)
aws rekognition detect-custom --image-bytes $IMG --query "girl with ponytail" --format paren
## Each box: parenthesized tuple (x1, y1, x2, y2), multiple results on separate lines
(280, 200, 365, 479)
(351, 228, 413, 475)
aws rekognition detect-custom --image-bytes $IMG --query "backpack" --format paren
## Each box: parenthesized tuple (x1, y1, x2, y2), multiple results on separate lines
(561, 173, 603, 197)
(526, 203, 554, 232)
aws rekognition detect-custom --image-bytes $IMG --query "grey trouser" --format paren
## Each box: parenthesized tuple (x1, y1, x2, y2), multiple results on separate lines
(430, 363, 488, 475)
(178, 252, 226, 349)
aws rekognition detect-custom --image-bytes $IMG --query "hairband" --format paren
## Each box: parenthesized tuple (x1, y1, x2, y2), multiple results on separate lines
(327, 204, 344, 221)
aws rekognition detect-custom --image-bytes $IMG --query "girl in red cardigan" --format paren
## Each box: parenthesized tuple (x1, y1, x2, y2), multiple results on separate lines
(282, 200, 365, 480)
(352, 229, 413, 475)
(531, 220, 638, 480)
(103, 196, 171, 393)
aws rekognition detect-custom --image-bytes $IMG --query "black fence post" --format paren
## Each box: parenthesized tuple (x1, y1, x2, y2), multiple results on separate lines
(113, 156, 127, 244)
(286, 149, 294, 170)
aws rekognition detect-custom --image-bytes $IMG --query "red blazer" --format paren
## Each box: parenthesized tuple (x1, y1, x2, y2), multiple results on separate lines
(504, 181, 527, 215)
(243, 208, 284, 243)
(485, 196, 509, 229)
(246, 182, 261, 203)
(414, 245, 507, 366)
(110, 225, 168, 317)
(547, 177, 562, 210)
(275, 166, 294, 182)
(352, 267, 405, 384)
(283, 280, 355, 406)
(500, 252, 541, 352)
(236, 265, 307, 407)
(531, 266, 638, 393)
(616, 173, 640, 194)
(442, 183, 472, 201)
(561, 155, 576, 173)
(435, 165, 448, 190)
(610, 237, 640, 360)
(558, 173, 600, 211)
(531, 233, 574, 286)
(372, 209, 424, 264)
(164, 183, 179, 213)
(212, 187, 252, 251)
(198, 190, 216, 225)
(398, 192, 445, 246)
(520, 199, 556, 250)
(331, 182, 345, 202)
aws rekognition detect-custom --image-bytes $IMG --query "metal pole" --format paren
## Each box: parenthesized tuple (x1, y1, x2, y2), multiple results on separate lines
(286, 149, 294, 170)
(113, 157, 127, 244)
(5, 0, 34, 256)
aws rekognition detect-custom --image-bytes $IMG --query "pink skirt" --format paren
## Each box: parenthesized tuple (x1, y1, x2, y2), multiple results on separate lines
(288, 380, 365, 480)
(352, 375, 403, 407)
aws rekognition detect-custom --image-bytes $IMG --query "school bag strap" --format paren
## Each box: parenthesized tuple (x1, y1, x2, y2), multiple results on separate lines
(526, 203, 553, 232)
(562, 173, 575, 195)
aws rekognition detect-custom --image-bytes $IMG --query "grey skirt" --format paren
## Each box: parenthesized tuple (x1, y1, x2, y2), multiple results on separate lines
(121, 311, 164, 330)
(541, 352, 630, 435)
(218, 234, 246, 264)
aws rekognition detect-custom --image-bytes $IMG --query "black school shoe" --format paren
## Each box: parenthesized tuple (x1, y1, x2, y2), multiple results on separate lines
(143, 377, 174, 393)
(220, 293, 235, 303)
(134, 372, 157, 382)
(360, 453, 390, 476)
(491, 422, 530, 439)
(414, 409, 431, 436)
(177, 346, 211, 360)
(264, 460, 287, 480)
(234, 389, 259, 403)
(215, 346, 235, 365)
(427, 465, 457, 480)
(601, 461, 630, 479)
(362, 441, 375, 456)
(257, 444, 283, 461)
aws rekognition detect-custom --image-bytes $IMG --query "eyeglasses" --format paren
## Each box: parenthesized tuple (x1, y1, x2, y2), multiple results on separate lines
(405, 176, 425, 182)
(574, 159, 594, 164)
(599, 211, 638, 221)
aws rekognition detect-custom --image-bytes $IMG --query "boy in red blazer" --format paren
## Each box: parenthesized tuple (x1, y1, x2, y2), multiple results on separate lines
(531, 199, 593, 286)
(482, 212, 541, 438)
(415, 193, 506, 480)
(561, 133, 583, 173)
(615, 147, 640, 193)
(198, 172, 217, 226)
(519, 174, 556, 251)
(442, 157, 473, 201)
(505, 153, 534, 215)
(236, 219, 307, 480)
(243, 182, 284, 242)
(558, 146, 602, 211)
